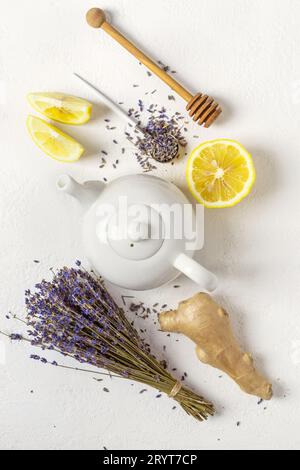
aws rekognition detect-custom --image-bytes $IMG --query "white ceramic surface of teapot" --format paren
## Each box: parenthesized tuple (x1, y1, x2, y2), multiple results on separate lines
(57, 174, 217, 292)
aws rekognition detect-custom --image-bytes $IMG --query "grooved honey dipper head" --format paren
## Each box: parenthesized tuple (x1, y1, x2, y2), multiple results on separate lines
(86, 8, 107, 28)
(187, 93, 222, 128)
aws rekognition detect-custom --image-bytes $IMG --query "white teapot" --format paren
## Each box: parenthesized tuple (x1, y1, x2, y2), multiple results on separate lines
(57, 174, 217, 292)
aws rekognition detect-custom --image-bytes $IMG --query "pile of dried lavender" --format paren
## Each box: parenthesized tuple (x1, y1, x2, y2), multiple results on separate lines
(1, 264, 214, 422)
(126, 104, 187, 170)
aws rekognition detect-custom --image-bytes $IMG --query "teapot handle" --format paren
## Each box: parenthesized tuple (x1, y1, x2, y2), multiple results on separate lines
(173, 253, 217, 292)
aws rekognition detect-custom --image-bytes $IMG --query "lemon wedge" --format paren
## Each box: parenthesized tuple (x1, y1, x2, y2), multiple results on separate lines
(27, 92, 92, 125)
(186, 139, 255, 208)
(27, 116, 84, 162)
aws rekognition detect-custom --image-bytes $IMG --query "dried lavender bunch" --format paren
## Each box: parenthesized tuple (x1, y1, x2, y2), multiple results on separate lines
(19, 264, 214, 422)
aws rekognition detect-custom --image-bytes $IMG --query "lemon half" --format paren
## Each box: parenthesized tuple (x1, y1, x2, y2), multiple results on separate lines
(186, 139, 256, 208)
(27, 116, 84, 163)
(27, 92, 92, 125)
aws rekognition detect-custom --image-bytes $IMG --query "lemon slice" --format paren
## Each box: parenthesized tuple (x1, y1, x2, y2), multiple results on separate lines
(27, 92, 92, 125)
(186, 139, 255, 208)
(27, 116, 84, 162)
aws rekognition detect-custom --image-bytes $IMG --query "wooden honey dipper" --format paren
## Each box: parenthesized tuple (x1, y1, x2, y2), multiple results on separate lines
(86, 8, 222, 128)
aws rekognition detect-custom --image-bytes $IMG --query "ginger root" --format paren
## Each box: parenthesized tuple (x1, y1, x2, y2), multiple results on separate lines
(159, 293, 272, 400)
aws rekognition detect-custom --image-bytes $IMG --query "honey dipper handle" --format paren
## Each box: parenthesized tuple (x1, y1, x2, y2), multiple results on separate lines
(102, 23, 192, 101)
(86, 9, 192, 102)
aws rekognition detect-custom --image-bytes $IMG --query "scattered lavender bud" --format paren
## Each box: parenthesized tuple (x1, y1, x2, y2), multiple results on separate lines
(10, 334, 23, 341)
(138, 100, 144, 112)
(30, 355, 40, 361)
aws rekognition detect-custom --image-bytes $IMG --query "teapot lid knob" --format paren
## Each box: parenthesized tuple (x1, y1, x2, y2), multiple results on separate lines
(106, 205, 164, 261)
(128, 221, 150, 243)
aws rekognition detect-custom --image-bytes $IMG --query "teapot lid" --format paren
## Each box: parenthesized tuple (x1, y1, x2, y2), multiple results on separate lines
(107, 204, 164, 261)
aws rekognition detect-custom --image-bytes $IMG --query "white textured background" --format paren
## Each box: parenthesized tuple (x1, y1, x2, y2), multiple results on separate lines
(1, 0, 300, 450)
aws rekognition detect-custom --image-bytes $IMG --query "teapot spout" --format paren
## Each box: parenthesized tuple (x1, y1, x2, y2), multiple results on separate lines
(57, 174, 103, 209)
